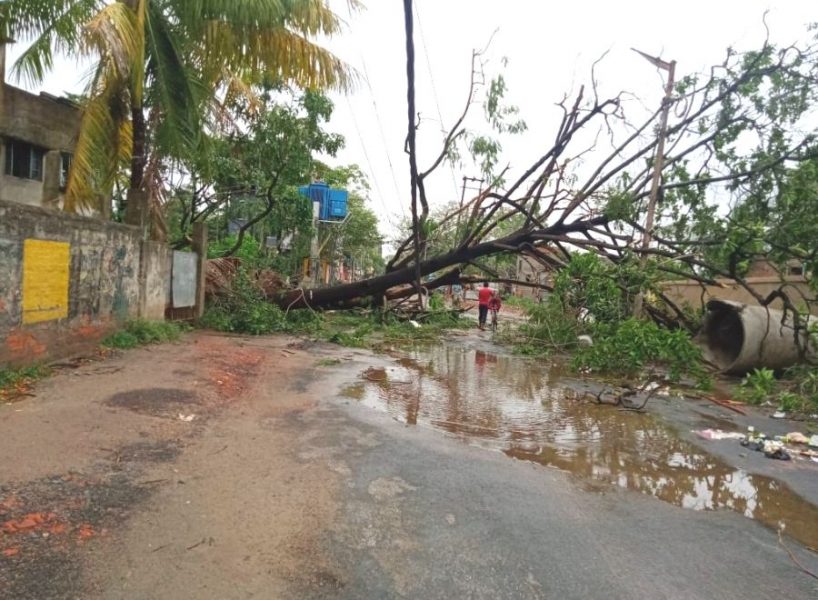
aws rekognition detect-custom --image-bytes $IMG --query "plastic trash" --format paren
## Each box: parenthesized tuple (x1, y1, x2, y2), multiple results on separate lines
(785, 432, 810, 445)
(695, 429, 746, 440)
(771, 411, 787, 419)
(762, 440, 791, 460)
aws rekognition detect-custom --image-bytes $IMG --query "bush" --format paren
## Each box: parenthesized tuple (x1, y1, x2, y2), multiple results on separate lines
(738, 368, 777, 405)
(518, 301, 582, 350)
(0, 365, 51, 400)
(573, 318, 709, 385)
(102, 319, 186, 349)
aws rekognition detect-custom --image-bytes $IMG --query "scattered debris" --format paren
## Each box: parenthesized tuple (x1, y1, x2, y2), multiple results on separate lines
(577, 335, 593, 347)
(186, 536, 215, 551)
(178, 413, 196, 422)
(785, 432, 810, 445)
(695, 429, 746, 441)
(772, 411, 787, 419)
(705, 395, 748, 416)
(77, 524, 96, 540)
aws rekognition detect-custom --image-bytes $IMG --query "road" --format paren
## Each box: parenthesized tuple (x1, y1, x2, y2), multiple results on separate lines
(1, 331, 816, 599)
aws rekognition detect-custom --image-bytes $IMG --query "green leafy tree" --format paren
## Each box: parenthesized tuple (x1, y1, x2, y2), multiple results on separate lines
(168, 89, 343, 275)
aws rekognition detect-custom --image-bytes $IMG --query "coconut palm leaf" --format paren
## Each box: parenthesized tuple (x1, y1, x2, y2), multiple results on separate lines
(3, 0, 358, 216)
(2, 0, 101, 86)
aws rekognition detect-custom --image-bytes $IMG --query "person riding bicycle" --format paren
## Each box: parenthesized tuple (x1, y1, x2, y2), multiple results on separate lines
(477, 282, 492, 330)
(488, 290, 502, 330)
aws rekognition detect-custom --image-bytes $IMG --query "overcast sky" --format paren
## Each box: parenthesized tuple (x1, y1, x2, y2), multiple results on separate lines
(5, 1, 816, 237)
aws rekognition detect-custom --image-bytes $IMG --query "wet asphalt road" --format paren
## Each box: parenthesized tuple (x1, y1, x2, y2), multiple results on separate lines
(306, 396, 818, 599)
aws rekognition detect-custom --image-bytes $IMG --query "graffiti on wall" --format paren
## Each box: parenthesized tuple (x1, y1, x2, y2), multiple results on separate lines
(22, 239, 70, 324)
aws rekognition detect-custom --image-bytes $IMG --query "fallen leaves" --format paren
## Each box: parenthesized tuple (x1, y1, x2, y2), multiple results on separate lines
(77, 524, 95, 541)
(2, 512, 59, 534)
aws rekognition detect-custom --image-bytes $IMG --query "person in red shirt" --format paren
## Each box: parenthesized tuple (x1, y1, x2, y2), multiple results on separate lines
(477, 282, 493, 330)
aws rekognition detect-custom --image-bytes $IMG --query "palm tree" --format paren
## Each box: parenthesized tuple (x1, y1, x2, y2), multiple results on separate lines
(0, 0, 354, 217)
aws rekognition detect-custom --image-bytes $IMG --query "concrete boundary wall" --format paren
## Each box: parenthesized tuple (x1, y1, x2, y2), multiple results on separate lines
(0, 200, 188, 367)
(660, 276, 816, 316)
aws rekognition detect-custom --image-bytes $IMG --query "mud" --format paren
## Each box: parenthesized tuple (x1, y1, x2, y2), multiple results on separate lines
(106, 388, 200, 418)
(347, 343, 818, 551)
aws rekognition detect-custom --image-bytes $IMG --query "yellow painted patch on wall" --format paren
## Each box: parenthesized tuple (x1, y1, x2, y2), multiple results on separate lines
(22, 239, 70, 324)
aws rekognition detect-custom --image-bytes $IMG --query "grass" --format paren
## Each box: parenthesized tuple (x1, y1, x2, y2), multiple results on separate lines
(0, 365, 50, 402)
(316, 310, 471, 349)
(102, 319, 189, 350)
(315, 358, 342, 367)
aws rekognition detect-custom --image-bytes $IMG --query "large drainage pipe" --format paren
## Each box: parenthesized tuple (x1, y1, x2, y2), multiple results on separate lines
(696, 299, 815, 374)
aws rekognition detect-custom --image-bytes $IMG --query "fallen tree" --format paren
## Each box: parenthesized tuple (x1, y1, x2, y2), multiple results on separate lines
(278, 6, 818, 362)
(277, 15, 818, 318)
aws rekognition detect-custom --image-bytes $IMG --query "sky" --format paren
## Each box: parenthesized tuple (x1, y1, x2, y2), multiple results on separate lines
(5, 0, 816, 239)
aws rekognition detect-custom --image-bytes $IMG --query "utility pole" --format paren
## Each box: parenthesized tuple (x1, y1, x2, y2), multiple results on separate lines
(452, 176, 484, 299)
(632, 49, 676, 318)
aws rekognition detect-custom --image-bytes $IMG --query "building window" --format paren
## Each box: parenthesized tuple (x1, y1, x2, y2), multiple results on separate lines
(789, 265, 804, 276)
(4, 140, 45, 181)
(60, 152, 72, 190)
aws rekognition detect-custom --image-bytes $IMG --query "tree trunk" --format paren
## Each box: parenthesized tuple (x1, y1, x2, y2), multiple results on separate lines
(130, 101, 147, 191)
(276, 218, 605, 310)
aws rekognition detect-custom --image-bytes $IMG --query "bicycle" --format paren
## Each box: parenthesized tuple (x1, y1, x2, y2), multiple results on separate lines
(490, 308, 499, 332)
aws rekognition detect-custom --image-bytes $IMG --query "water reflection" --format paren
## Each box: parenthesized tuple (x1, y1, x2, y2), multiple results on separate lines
(343, 345, 818, 551)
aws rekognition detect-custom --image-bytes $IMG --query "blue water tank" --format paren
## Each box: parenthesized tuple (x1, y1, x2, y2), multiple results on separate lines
(298, 182, 347, 221)
(328, 189, 348, 220)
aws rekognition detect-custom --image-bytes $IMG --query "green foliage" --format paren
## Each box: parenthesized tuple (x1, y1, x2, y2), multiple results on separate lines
(201, 270, 286, 335)
(200, 268, 323, 335)
(516, 301, 582, 351)
(774, 365, 818, 413)
(102, 319, 187, 349)
(737, 368, 777, 405)
(207, 235, 264, 264)
(428, 292, 445, 311)
(316, 358, 342, 367)
(316, 311, 470, 349)
(552, 253, 630, 323)
(0, 365, 50, 399)
(573, 319, 710, 385)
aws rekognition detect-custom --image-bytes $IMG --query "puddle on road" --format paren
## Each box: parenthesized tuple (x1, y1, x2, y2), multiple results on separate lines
(343, 345, 818, 551)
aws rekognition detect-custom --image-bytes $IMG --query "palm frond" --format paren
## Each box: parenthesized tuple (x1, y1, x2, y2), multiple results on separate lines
(83, 1, 142, 82)
(2, 0, 101, 85)
(198, 21, 354, 91)
(144, 0, 201, 156)
(64, 63, 132, 212)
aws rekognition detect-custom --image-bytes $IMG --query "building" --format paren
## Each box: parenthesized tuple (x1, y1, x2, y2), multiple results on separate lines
(0, 40, 80, 209)
(660, 257, 814, 315)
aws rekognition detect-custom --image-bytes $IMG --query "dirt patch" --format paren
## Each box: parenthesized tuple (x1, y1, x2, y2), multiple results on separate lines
(0, 472, 151, 599)
(111, 440, 182, 464)
(106, 388, 200, 418)
(194, 336, 265, 400)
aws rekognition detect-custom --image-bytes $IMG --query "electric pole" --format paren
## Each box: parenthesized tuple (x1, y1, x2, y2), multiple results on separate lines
(632, 49, 676, 318)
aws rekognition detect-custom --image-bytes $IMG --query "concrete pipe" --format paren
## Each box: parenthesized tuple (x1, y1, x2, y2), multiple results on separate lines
(696, 299, 816, 374)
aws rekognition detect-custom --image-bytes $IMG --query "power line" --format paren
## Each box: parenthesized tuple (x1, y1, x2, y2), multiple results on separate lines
(344, 95, 391, 220)
(358, 57, 405, 217)
(414, 0, 461, 201)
